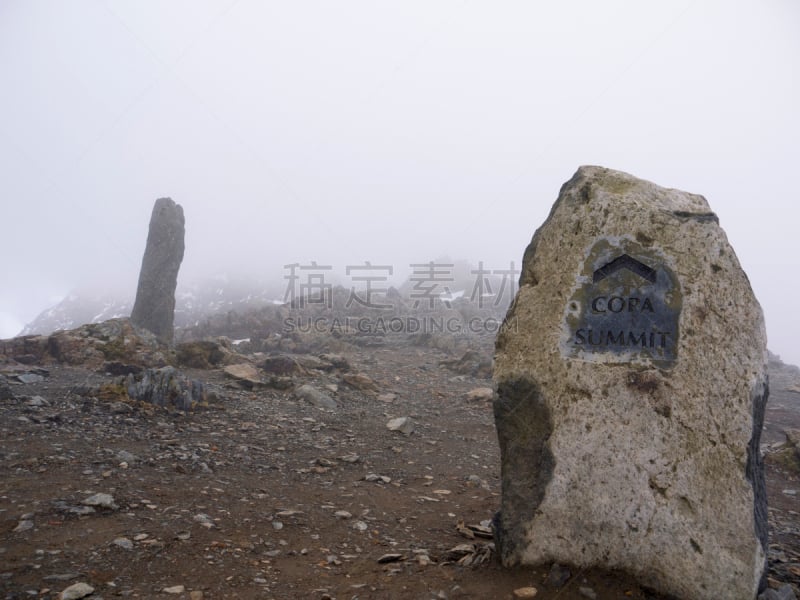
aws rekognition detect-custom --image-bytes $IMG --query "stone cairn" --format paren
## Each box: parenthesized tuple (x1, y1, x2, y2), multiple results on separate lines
(130, 198, 185, 344)
(493, 166, 768, 600)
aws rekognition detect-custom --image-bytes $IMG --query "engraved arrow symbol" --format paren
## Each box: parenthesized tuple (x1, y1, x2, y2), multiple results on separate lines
(593, 254, 656, 283)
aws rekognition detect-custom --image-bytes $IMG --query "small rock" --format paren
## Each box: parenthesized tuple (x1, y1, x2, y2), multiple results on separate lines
(260, 354, 307, 376)
(377, 553, 404, 563)
(416, 553, 432, 566)
(53, 501, 95, 516)
(464, 387, 494, 402)
(81, 493, 118, 510)
(25, 395, 48, 407)
(513, 587, 538, 599)
(116, 450, 138, 464)
(443, 544, 476, 560)
(17, 373, 45, 384)
(364, 474, 391, 484)
(223, 363, 262, 387)
(334, 510, 352, 519)
(546, 563, 571, 588)
(189, 592, 204, 600)
(294, 384, 337, 410)
(378, 393, 397, 402)
(342, 373, 378, 392)
(759, 584, 798, 600)
(272, 521, 283, 531)
(193, 513, 214, 528)
(465, 474, 490, 490)
(456, 520, 475, 539)
(163, 585, 185, 594)
(386, 416, 414, 435)
(352, 521, 368, 531)
(43, 574, 80, 582)
(58, 582, 94, 600)
(113, 537, 133, 550)
(13, 520, 34, 532)
(579, 586, 598, 600)
(318, 353, 350, 370)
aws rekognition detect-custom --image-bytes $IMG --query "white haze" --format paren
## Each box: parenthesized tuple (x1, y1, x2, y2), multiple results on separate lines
(1, 1, 798, 363)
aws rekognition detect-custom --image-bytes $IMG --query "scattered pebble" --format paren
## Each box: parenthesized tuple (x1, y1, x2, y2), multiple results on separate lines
(58, 582, 94, 600)
(193, 514, 214, 528)
(377, 553, 404, 563)
(464, 387, 494, 402)
(112, 537, 133, 550)
(116, 450, 138, 464)
(364, 474, 391, 484)
(513, 586, 538, 598)
(386, 416, 414, 435)
(546, 563, 571, 588)
(13, 520, 34, 533)
(81, 493, 117, 509)
(579, 586, 598, 600)
(43, 574, 80, 582)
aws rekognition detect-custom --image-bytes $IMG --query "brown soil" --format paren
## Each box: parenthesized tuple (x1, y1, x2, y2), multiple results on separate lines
(1, 342, 798, 600)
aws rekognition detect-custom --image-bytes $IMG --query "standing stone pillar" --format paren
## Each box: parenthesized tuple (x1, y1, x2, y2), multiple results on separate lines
(493, 166, 768, 600)
(130, 198, 185, 344)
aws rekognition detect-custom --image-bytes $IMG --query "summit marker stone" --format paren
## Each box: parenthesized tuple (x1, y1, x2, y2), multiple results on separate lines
(130, 198, 185, 344)
(493, 166, 768, 600)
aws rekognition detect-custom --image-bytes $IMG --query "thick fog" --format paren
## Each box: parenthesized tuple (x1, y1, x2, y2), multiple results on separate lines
(1, 2, 799, 362)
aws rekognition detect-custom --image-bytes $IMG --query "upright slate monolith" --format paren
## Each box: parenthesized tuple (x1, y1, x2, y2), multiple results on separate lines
(130, 198, 185, 344)
(493, 166, 768, 600)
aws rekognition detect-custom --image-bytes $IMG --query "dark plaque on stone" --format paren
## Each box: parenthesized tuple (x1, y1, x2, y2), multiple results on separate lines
(561, 239, 681, 367)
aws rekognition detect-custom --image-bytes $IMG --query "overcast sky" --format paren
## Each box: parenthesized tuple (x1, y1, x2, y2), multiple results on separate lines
(1, 1, 799, 363)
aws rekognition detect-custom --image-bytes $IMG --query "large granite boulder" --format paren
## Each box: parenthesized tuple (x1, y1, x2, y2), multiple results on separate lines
(130, 198, 185, 344)
(493, 166, 768, 600)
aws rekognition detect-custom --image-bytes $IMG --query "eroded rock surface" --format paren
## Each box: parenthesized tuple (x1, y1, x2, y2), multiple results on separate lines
(130, 198, 185, 344)
(493, 166, 769, 600)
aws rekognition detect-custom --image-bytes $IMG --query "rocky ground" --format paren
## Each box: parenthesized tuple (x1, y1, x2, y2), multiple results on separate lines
(1, 318, 798, 600)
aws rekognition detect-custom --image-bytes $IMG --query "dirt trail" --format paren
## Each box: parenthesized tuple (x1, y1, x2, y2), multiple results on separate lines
(1, 342, 798, 599)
